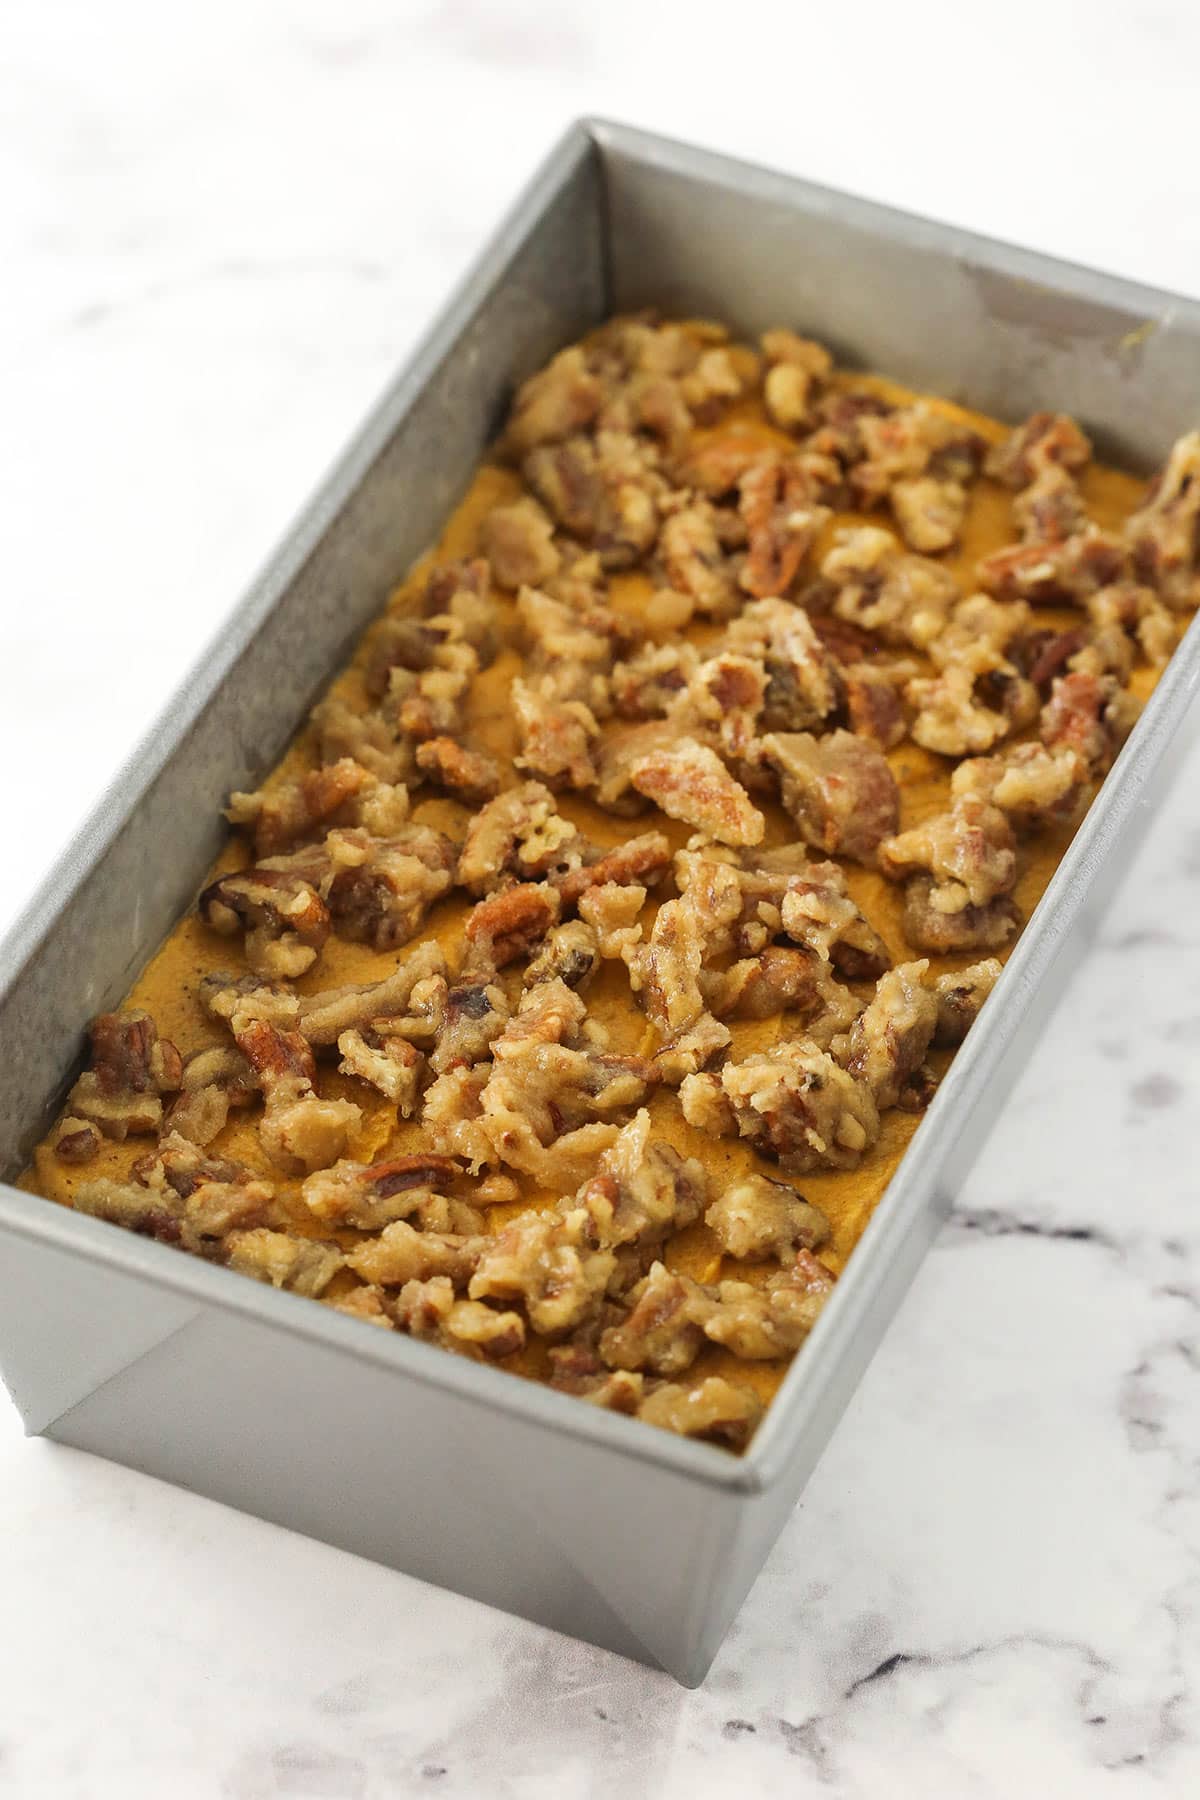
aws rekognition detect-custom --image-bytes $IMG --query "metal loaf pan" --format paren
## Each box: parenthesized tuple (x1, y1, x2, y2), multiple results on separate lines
(2, 121, 1199, 1688)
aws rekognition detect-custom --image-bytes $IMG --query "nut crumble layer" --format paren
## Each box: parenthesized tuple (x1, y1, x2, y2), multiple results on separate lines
(24, 318, 1185, 1452)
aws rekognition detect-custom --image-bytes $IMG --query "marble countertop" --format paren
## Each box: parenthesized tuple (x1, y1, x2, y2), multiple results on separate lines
(3, 2, 1200, 1793)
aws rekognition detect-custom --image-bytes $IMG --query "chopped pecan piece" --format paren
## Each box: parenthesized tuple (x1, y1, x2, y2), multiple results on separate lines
(270, 827, 457, 952)
(629, 737, 765, 847)
(505, 345, 604, 454)
(516, 585, 625, 711)
(657, 501, 740, 618)
(479, 496, 561, 590)
(706, 949, 859, 1048)
(382, 635, 486, 745)
(680, 343, 745, 417)
(901, 874, 1019, 953)
(906, 662, 1038, 757)
(986, 411, 1092, 488)
(823, 527, 958, 649)
(651, 1011, 733, 1086)
(805, 387, 895, 467)
(226, 759, 380, 856)
(523, 920, 600, 992)
(670, 840, 886, 980)
(336, 1029, 423, 1111)
(624, 896, 706, 1035)
(556, 833, 672, 906)
(950, 743, 1088, 829)
(677, 429, 769, 499)
(548, 1360, 644, 1412)
(777, 862, 891, 980)
(760, 328, 833, 375)
(52, 1116, 101, 1163)
(574, 1109, 708, 1251)
(903, 596, 1039, 757)
(724, 597, 843, 732)
(699, 1252, 835, 1358)
(469, 1206, 615, 1338)
(738, 453, 830, 598)
(636, 1376, 762, 1450)
(164, 1045, 257, 1146)
(311, 696, 415, 787)
(298, 941, 447, 1046)
(682, 1037, 880, 1174)
(142, 1135, 260, 1201)
(71, 1177, 177, 1238)
(1040, 670, 1141, 772)
(1013, 465, 1088, 544)
(518, 575, 624, 654)
(325, 1284, 395, 1329)
(393, 1276, 525, 1359)
(377, 557, 495, 664)
(233, 1017, 361, 1175)
(760, 328, 833, 431)
(671, 840, 780, 957)
(429, 976, 511, 1073)
(413, 737, 501, 803)
(609, 363, 692, 445)
(837, 960, 939, 1110)
(463, 883, 561, 970)
(842, 663, 908, 749)
(478, 980, 651, 1185)
(347, 1220, 485, 1288)
(524, 430, 663, 570)
(362, 615, 445, 690)
(1125, 430, 1200, 608)
(225, 1228, 343, 1297)
(75, 1138, 274, 1253)
(231, 1011, 307, 1090)
(300, 1156, 478, 1233)
(611, 641, 700, 720)
(706, 944, 821, 1020)
(1011, 624, 1091, 693)
(849, 401, 985, 509)
(200, 972, 301, 1031)
(313, 828, 456, 957)
(593, 719, 683, 814)
(600, 1262, 707, 1375)
(1083, 582, 1178, 670)
(322, 771, 413, 844)
(684, 653, 768, 767)
(576, 881, 647, 959)
(976, 525, 1128, 605)
(511, 679, 600, 791)
(890, 476, 967, 553)
(199, 867, 331, 980)
(933, 960, 1002, 1046)
(64, 1010, 183, 1142)
(879, 796, 1017, 912)
(422, 1063, 494, 1171)
(457, 782, 583, 895)
(705, 1174, 830, 1263)
(541, 544, 608, 610)
(763, 729, 899, 863)
(591, 319, 741, 444)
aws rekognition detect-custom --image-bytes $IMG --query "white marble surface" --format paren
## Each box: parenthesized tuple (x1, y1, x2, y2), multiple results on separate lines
(3, 2, 1200, 1793)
